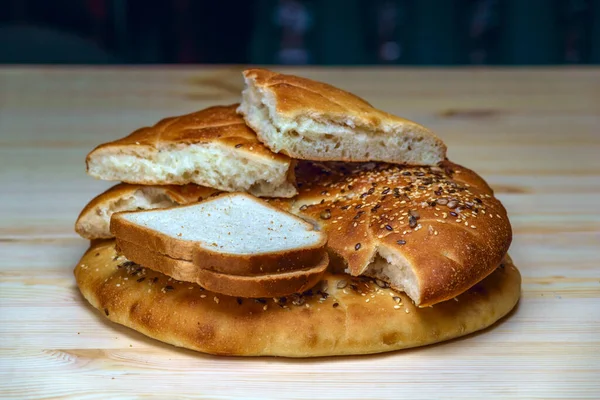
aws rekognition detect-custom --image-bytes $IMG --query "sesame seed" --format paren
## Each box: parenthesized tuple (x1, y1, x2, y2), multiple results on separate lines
(213, 296, 220, 304)
(320, 209, 332, 220)
(336, 280, 348, 289)
(397, 239, 406, 245)
(394, 305, 401, 309)
(355, 243, 361, 251)
(385, 224, 393, 231)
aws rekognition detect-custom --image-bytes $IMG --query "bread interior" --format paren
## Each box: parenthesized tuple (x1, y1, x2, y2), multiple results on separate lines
(87, 143, 296, 197)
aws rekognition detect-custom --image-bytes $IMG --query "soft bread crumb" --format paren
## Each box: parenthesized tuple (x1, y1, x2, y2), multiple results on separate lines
(87, 142, 296, 198)
(76, 187, 177, 239)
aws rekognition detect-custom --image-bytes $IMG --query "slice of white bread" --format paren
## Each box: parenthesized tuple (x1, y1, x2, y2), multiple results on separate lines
(115, 239, 328, 298)
(75, 183, 220, 240)
(237, 69, 447, 165)
(86, 104, 297, 198)
(110, 193, 328, 276)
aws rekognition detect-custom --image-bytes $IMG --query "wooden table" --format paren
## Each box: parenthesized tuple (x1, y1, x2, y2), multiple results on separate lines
(1, 67, 599, 399)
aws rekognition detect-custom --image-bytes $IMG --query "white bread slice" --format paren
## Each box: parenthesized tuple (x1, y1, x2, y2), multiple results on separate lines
(115, 239, 328, 298)
(86, 104, 297, 198)
(237, 69, 446, 166)
(75, 183, 220, 240)
(110, 193, 328, 276)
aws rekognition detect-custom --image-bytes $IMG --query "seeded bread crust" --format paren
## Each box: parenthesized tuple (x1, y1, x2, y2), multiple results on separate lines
(75, 183, 220, 240)
(237, 69, 447, 165)
(111, 193, 328, 276)
(75, 240, 521, 357)
(85, 104, 297, 198)
(115, 238, 328, 298)
(283, 160, 512, 307)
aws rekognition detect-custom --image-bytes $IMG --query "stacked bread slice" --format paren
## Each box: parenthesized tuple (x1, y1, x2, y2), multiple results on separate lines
(74, 68, 520, 357)
(111, 193, 328, 298)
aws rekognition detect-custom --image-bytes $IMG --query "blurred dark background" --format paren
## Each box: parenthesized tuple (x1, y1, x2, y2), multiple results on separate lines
(0, 0, 598, 65)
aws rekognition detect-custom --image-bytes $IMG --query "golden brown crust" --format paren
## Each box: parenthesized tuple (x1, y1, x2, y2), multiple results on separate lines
(75, 183, 220, 239)
(115, 239, 328, 298)
(284, 160, 512, 307)
(241, 69, 447, 163)
(111, 193, 328, 275)
(86, 104, 289, 167)
(75, 240, 521, 357)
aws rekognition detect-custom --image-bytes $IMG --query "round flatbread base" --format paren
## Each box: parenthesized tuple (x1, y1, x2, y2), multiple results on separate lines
(75, 240, 521, 357)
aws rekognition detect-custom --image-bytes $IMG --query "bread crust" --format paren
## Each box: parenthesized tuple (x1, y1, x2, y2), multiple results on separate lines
(111, 192, 328, 275)
(85, 104, 297, 197)
(115, 238, 328, 298)
(239, 69, 447, 164)
(75, 240, 521, 357)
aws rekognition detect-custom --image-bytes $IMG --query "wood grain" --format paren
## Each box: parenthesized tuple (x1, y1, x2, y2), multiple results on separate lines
(1, 67, 599, 399)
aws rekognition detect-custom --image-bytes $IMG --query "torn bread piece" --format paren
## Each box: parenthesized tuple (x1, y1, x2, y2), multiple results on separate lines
(75, 183, 220, 240)
(86, 104, 297, 198)
(288, 160, 512, 307)
(238, 69, 446, 165)
(110, 193, 328, 276)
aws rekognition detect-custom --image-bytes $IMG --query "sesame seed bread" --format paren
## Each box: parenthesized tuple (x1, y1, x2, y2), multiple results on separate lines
(237, 69, 446, 165)
(115, 239, 328, 298)
(86, 104, 297, 198)
(74, 240, 521, 357)
(75, 183, 220, 240)
(110, 193, 328, 276)
(285, 160, 512, 307)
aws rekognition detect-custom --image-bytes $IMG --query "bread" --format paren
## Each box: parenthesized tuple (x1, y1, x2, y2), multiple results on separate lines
(86, 104, 297, 198)
(115, 239, 328, 298)
(237, 69, 446, 165)
(78, 160, 511, 307)
(75, 183, 220, 240)
(283, 160, 512, 307)
(75, 240, 521, 357)
(110, 193, 328, 275)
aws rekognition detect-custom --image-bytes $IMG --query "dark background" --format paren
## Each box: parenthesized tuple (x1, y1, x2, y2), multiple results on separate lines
(0, 0, 598, 65)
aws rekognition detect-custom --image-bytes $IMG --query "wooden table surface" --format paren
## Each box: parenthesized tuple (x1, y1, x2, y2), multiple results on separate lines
(1, 67, 599, 399)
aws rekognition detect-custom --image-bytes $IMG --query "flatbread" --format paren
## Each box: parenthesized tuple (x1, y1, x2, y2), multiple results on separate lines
(75, 240, 521, 357)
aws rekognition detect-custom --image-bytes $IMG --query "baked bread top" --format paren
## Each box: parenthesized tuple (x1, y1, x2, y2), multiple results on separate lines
(86, 104, 297, 197)
(275, 160, 512, 307)
(238, 69, 446, 165)
(75, 240, 521, 357)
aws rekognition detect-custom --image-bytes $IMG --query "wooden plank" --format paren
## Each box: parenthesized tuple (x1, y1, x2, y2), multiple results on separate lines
(0, 67, 599, 399)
